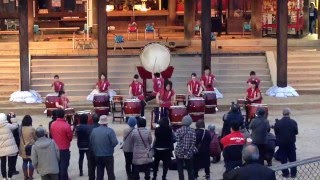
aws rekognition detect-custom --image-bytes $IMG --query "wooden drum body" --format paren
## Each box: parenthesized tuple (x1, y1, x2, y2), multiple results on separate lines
(93, 94, 110, 115)
(113, 95, 123, 103)
(45, 96, 59, 117)
(124, 99, 142, 117)
(74, 110, 93, 125)
(176, 94, 186, 105)
(237, 99, 248, 108)
(202, 91, 217, 114)
(187, 97, 205, 122)
(169, 106, 188, 125)
(249, 104, 269, 120)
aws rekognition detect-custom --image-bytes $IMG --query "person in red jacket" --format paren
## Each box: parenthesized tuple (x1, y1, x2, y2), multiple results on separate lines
(187, 73, 202, 97)
(246, 71, 261, 86)
(96, 73, 111, 93)
(155, 80, 176, 121)
(201, 67, 216, 91)
(50, 109, 73, 180)
(51, 75, 64, 93)
(146, 72, 164, 102)
(129, 74, 146, 117)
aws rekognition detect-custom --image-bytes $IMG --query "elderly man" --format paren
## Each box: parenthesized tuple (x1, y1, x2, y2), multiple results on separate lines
(90, 115, 118, 180)
(274, 108, 298, 178)
(223, 144, 276, 180)
(249, 108, 270, 165)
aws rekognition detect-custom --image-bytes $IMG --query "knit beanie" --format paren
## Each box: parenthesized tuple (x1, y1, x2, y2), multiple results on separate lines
(127, 117, 137, 127)
(257, 108, 266, 116)
(0, 113, 7, 122)
(182, 115, 193, 126)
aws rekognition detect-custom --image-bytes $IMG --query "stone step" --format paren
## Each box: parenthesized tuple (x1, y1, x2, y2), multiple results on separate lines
(31, 59, 97, 66)
(31, 77, 97, 85)
(31, 65, 97, 72)
(0, 85, 19, 91)
(0, 79, 20, 84)
(31, 83, 95, 91)
(37, 89, 92, 97)
(31, 71, 98, 79)
(288, 66, 320, 72)
(288, 57, 320, 62)
(0, 67, 20, 72)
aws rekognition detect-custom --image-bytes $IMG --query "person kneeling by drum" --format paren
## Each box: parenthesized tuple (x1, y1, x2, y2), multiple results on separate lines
(187, 73, 203, 97)
(55, 91, 74, 124)
(245, 81, 262, 126)
(129, 74, 146, 117)
(155, 81, 176, 123)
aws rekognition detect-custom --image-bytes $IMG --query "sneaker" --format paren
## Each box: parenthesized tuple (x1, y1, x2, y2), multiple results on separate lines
(12, 171, 19, 175)
(282, 174, 290, 178)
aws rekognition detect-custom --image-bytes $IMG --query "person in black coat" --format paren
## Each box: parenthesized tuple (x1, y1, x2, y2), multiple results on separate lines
(153, 117, 174, 180)
(88, 113, 100, 180)
(274, 108, 298, 178)
(76, 114, 91, 176)
(7, 113, 20, 175)
(223, 144, 276, 180)
(48, 110, 58, 139)
(194, 120, 212, 180)
(221, 102, 244, 138)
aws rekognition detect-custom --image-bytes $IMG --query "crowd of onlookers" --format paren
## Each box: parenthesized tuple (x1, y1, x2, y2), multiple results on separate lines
(0, 104, 299, 180)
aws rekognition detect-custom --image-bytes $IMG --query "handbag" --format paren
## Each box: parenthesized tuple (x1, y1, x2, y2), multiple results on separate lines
(137, 129, 154, 158)
(120, 128, 134, 149)
(20, 127, 32, 156)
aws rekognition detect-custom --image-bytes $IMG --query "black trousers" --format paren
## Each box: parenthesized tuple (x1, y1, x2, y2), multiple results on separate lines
(95, 156, 115, 180)
(153, 149, 171, 179)
(88, 150, 96, 180)
(255, 144, 267, 165)
(279, 143, 297, 176)
(133, 163, 151, 180)
(59, 150, 70, 180)
(78, 149, 89, 172)
(177, 158, 194, 180)
(0, 156, 15, 178)
(124, 152, 134, 177)
(141, 101, 146, 117)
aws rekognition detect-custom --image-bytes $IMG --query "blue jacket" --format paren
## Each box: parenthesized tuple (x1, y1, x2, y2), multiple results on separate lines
(76, 124, 91, 149)
(90, 125, 118, 157)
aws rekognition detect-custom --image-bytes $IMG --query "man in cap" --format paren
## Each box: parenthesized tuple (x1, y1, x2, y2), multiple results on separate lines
(274, 108, 298, 178)
(90, 115, 118, 180)
(249, 107, 270, 165)
(31, 126, 60, 180)
(175, 115, 197, 180)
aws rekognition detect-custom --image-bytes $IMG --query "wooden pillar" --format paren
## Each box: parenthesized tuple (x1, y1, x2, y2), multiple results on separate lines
(28, 0, 34, 41)
(98, 0, 107, 76)
(201, 0, 211, 72)
(184, 0, 195, 40)
(168, 0, 176, 25)
(277, 0, 288, 87)
(303, 0, 309, 36)
(251, 0, 263, 37)
(19, 0, 30, 91)
(92, 0, 98, 38)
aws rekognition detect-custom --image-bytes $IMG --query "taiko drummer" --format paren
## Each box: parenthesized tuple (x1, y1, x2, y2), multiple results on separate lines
(201, 66, 216, 91)
(156, 80, 176, 120)
(129, 74, 146, 117)
(187, 73, 203, 97)
(51, 74, 64, 93)
(96, 73, 111, 93)
(245, 80, 263, 123)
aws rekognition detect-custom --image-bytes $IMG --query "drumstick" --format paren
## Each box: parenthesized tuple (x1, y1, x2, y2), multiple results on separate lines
(152, 57, 157, 72)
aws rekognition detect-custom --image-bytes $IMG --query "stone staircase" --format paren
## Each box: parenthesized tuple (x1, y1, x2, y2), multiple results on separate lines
(0, 56, 20, 102)
(288, 51, 320, 94)
(30, 55, 272, 101)
(30, 57, 98, 101)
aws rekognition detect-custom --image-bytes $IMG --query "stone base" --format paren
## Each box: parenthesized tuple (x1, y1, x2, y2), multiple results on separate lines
(266, 86, 299, 98)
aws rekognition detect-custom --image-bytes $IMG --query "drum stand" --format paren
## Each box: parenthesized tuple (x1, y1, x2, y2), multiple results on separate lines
(112, 100, 124, 123)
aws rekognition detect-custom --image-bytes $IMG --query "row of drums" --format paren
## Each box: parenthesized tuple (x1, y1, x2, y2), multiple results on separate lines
(92, 91, 218, 124)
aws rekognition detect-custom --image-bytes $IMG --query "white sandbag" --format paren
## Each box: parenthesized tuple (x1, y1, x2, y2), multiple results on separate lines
(214, 88, 224, 99)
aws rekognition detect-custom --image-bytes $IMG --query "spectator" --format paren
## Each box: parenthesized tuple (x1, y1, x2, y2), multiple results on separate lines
(131, 117, 153, 180)
(274, 108, 298, 178)
(153, 118, 174, 180)
(31, 126, 60, 180)
(122, 117, 137, 180)
(76, 114, 91, 176)
(19, 115, 36, 180)
(265, 128, 276, 166)
(309, 2, 318, 34)
(221, 103, 244, 138)
(208, 124, 221, 163)
(6, 113, 20, 175)
(50, 109, 73, 180)
(48, 110, 58, 139)
(249, 108, 270, 165)
(90, 115, 118, 180)
(88, 113, 100, 180)
(175, 115, 197, 180)
(0, 113, 19, 180)
(194, 120, 212, 180)
(221, 122, 246, 172)
(223, 144, 276, 180)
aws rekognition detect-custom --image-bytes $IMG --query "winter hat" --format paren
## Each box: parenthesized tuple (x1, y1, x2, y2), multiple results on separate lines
(0, 113, 7, 122)
(127, 117, 137, 127)
(208, 124, 216, 132)
(257, 108, 266, 116)
(35, 126, 46, 138)
(182, 115, 193, 126)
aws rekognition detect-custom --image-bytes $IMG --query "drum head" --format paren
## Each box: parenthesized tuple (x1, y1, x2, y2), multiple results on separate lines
(140, 43, 171, 72)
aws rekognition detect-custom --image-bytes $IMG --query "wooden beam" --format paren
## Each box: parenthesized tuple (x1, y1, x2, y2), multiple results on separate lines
(184, 0, 195, 40)
(28, 0, 34, 41)
(97, 0, 107, 77)
(277, 0, 288, 87)
(201, 0, 211, 73)
(168, 0, 177, 25)
(19, 0, 30, 91)
(92, 0, 98, 38)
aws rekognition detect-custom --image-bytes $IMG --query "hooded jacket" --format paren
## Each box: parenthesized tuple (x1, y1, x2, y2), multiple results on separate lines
(0, 120, 19, 157)
(31, 137, 60, 176)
